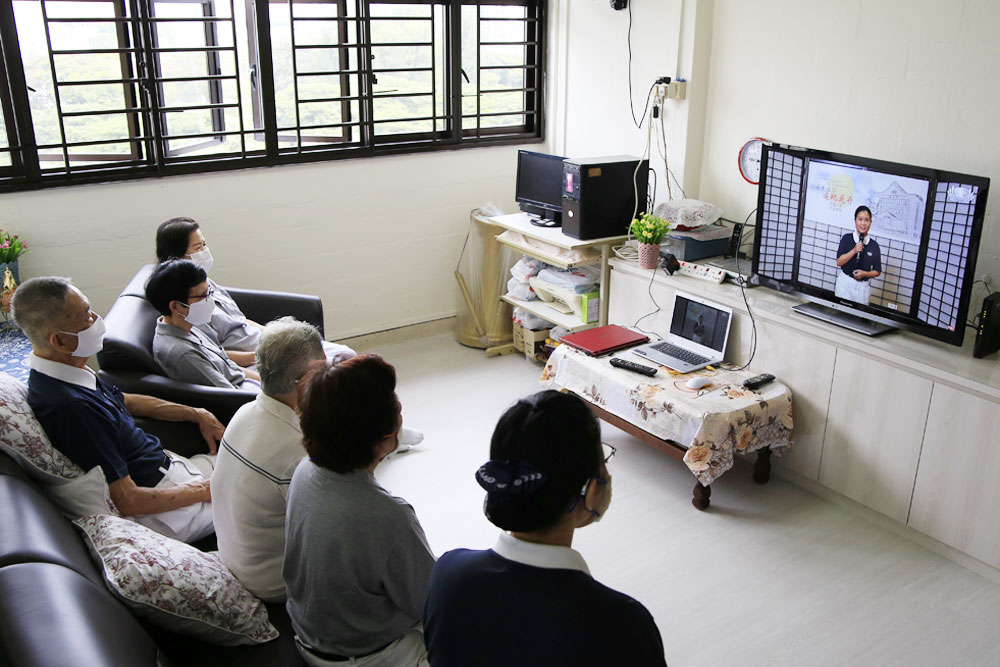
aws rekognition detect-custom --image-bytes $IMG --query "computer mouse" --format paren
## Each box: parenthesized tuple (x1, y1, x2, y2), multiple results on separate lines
(685, 376, 712, 390)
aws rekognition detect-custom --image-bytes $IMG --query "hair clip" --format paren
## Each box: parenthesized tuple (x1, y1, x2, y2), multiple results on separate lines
(476, 459, 548, 500)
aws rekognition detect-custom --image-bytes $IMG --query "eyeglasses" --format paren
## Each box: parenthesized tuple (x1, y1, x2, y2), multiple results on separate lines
(185, 286, 215, 303)
(601, 442, 617, 464)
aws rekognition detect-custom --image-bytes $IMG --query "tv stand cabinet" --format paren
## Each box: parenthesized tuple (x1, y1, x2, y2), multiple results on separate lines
(608, 257, 1000, 576)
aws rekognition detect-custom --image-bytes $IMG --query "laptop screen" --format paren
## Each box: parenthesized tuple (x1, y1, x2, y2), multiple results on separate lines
(670, 295, 731, 352)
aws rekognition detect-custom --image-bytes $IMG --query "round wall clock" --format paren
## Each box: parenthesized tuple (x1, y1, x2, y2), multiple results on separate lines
(738, 137, 766, 185)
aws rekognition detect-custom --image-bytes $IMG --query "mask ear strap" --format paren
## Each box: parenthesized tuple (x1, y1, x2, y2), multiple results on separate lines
(49, 330, 72, 352)
(580, 476, 609, 517)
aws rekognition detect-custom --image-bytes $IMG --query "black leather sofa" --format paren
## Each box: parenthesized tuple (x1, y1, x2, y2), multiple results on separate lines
(97, 265, 325, 423)
(0, 418, 307, 667)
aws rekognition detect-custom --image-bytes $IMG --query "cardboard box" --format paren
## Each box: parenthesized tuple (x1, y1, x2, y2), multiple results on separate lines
(513, 321, 551, 360)
(580, 291, 600, 323)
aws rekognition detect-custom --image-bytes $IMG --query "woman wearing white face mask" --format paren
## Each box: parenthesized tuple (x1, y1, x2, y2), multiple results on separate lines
(145, 259, 260, 390)
(154, 217, 424, 450)
(423, 391, 667, 667)
(155, 217, 263, 368)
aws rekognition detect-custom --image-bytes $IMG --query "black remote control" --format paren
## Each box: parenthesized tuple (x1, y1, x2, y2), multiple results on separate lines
(743, 373, 775, 390)
(610, 358, 658, 377)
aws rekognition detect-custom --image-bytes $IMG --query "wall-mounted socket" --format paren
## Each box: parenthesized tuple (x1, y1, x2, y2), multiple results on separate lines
(654, 84, 668, 104)
(666, 80, 687, 99)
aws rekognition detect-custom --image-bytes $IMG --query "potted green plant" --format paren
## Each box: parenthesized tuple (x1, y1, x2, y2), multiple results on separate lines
(1, 231, 28, 318)
(0, 230, 28, 283)
(629, 213, 671, 269)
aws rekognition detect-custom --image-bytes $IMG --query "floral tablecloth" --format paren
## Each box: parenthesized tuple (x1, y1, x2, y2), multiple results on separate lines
(541, 344, 794, 485)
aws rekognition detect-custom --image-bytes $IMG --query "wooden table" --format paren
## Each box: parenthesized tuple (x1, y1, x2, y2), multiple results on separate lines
(541, 343, 794, 509)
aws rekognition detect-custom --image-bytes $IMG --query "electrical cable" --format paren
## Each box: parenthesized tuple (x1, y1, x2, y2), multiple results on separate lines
(657, 103, 673, 200)
(730, 207, 758, 370)
(967, 277, 994, 326)
(631, 262, 668, 340)
(626, 3, 648, 129)
(615, 96, 658, 262)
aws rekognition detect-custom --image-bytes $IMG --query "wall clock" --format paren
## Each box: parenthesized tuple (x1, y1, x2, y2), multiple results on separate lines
(738, 137, 766, 185)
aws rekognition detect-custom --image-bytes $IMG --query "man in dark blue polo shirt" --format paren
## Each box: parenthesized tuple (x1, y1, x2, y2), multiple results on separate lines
(12, 277, 225, 543)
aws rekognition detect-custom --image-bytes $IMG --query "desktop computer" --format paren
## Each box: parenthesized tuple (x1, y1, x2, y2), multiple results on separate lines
(561, 156, 648, 240)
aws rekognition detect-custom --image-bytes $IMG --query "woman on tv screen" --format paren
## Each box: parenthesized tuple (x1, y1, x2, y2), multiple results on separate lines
(834, 205, 882, 304)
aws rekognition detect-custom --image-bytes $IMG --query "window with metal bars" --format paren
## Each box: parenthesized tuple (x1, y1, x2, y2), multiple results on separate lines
(0, 0, 543, 192)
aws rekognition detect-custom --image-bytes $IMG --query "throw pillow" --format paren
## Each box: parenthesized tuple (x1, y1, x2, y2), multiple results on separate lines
(0, 371, 83, 481)
(74, 515, 279, 646)
(46, 466, 118, 519)
(0, 372, 118, 517)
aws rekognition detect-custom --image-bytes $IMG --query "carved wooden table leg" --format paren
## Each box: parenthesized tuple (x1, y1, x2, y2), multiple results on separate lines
(692, 481, 711, 510)
(753, 447, 772, 484)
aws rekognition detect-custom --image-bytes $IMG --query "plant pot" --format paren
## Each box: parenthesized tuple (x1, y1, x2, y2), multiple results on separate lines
(638, 243, 661, 269)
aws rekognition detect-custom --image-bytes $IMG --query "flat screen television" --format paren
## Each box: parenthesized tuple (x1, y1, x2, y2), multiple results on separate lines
(751, 143, 990, 346)
(515, 150, 566, 226)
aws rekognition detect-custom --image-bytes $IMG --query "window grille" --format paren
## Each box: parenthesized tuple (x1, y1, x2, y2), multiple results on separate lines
(0, 0, 544, 192)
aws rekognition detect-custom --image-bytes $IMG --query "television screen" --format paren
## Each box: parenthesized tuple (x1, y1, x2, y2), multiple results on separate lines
(752, 144, 990, 346)
(515, 150, 566, 223)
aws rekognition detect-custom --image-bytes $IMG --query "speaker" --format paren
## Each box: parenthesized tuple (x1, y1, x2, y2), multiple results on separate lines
(973, 291, 1000, 358)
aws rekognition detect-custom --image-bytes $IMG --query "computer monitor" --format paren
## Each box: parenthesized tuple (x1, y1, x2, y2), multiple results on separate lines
(515, 150, 566, 227)
(751, 143, 990, 346)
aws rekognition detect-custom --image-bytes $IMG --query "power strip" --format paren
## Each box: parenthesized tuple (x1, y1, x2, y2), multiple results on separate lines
(676, 260, 726, 284)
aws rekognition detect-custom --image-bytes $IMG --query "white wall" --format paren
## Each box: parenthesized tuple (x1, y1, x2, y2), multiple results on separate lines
(3, 146, 524, 339)
(9, 0, 997, 340)
(553, 0, 999, 288)
(699, 0, 1000, 284)
(549, 0, 691, 208)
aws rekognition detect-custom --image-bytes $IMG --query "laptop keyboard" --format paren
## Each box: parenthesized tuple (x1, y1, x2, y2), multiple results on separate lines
(650, 341, 710, 365)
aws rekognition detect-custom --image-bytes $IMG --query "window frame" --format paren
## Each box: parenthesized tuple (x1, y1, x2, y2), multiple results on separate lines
(0, 0, 545, 193)
(149, 0, 229, 157)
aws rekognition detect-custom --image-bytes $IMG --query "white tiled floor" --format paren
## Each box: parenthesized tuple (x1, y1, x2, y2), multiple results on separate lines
(372, 333, 1000, 667)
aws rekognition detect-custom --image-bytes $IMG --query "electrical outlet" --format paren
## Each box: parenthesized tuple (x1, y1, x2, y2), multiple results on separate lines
(666, 80, 687, 100)
(653, 84, 667, 104)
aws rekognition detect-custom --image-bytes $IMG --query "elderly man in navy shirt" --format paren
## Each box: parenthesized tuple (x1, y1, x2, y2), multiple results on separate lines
(12, 276, 224, 543)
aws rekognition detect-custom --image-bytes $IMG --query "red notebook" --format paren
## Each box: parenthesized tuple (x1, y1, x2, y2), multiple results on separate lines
(560, 325, 649, 356)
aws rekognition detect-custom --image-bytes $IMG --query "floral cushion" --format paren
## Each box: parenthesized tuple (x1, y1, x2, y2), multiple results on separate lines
(0, 371, 84, 481)
(0, 371, 118, 517)
(74, 515, 279, 646)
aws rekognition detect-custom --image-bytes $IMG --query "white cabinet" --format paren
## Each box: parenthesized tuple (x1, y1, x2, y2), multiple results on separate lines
(908, 385, 1000, 568)
(818, 350, 933, 522)
(738, 318, 835, 481)
(607, 256, 1000, 571)
(609, 266, 836, 481)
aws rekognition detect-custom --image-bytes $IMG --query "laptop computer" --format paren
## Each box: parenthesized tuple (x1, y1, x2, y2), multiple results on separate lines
(560, 324, 649, 356)
(631, 292, 733, 373)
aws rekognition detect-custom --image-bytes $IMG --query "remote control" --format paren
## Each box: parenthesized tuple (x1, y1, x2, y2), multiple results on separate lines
(610, 358, 658, 377)
(675, 261, 726, 284)
(743, 373, 775, 390)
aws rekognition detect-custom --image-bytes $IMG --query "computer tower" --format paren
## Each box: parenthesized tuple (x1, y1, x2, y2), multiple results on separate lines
(562, 156, 648, 240)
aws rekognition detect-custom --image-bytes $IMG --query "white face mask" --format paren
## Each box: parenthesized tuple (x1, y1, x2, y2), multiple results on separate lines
(60, 314, 107, 358)
(182, 295, 215, 326)
(188, 247, 214, 273)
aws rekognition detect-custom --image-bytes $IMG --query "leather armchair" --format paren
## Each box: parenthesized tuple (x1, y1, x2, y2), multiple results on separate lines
(97, 265, 325, 423)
